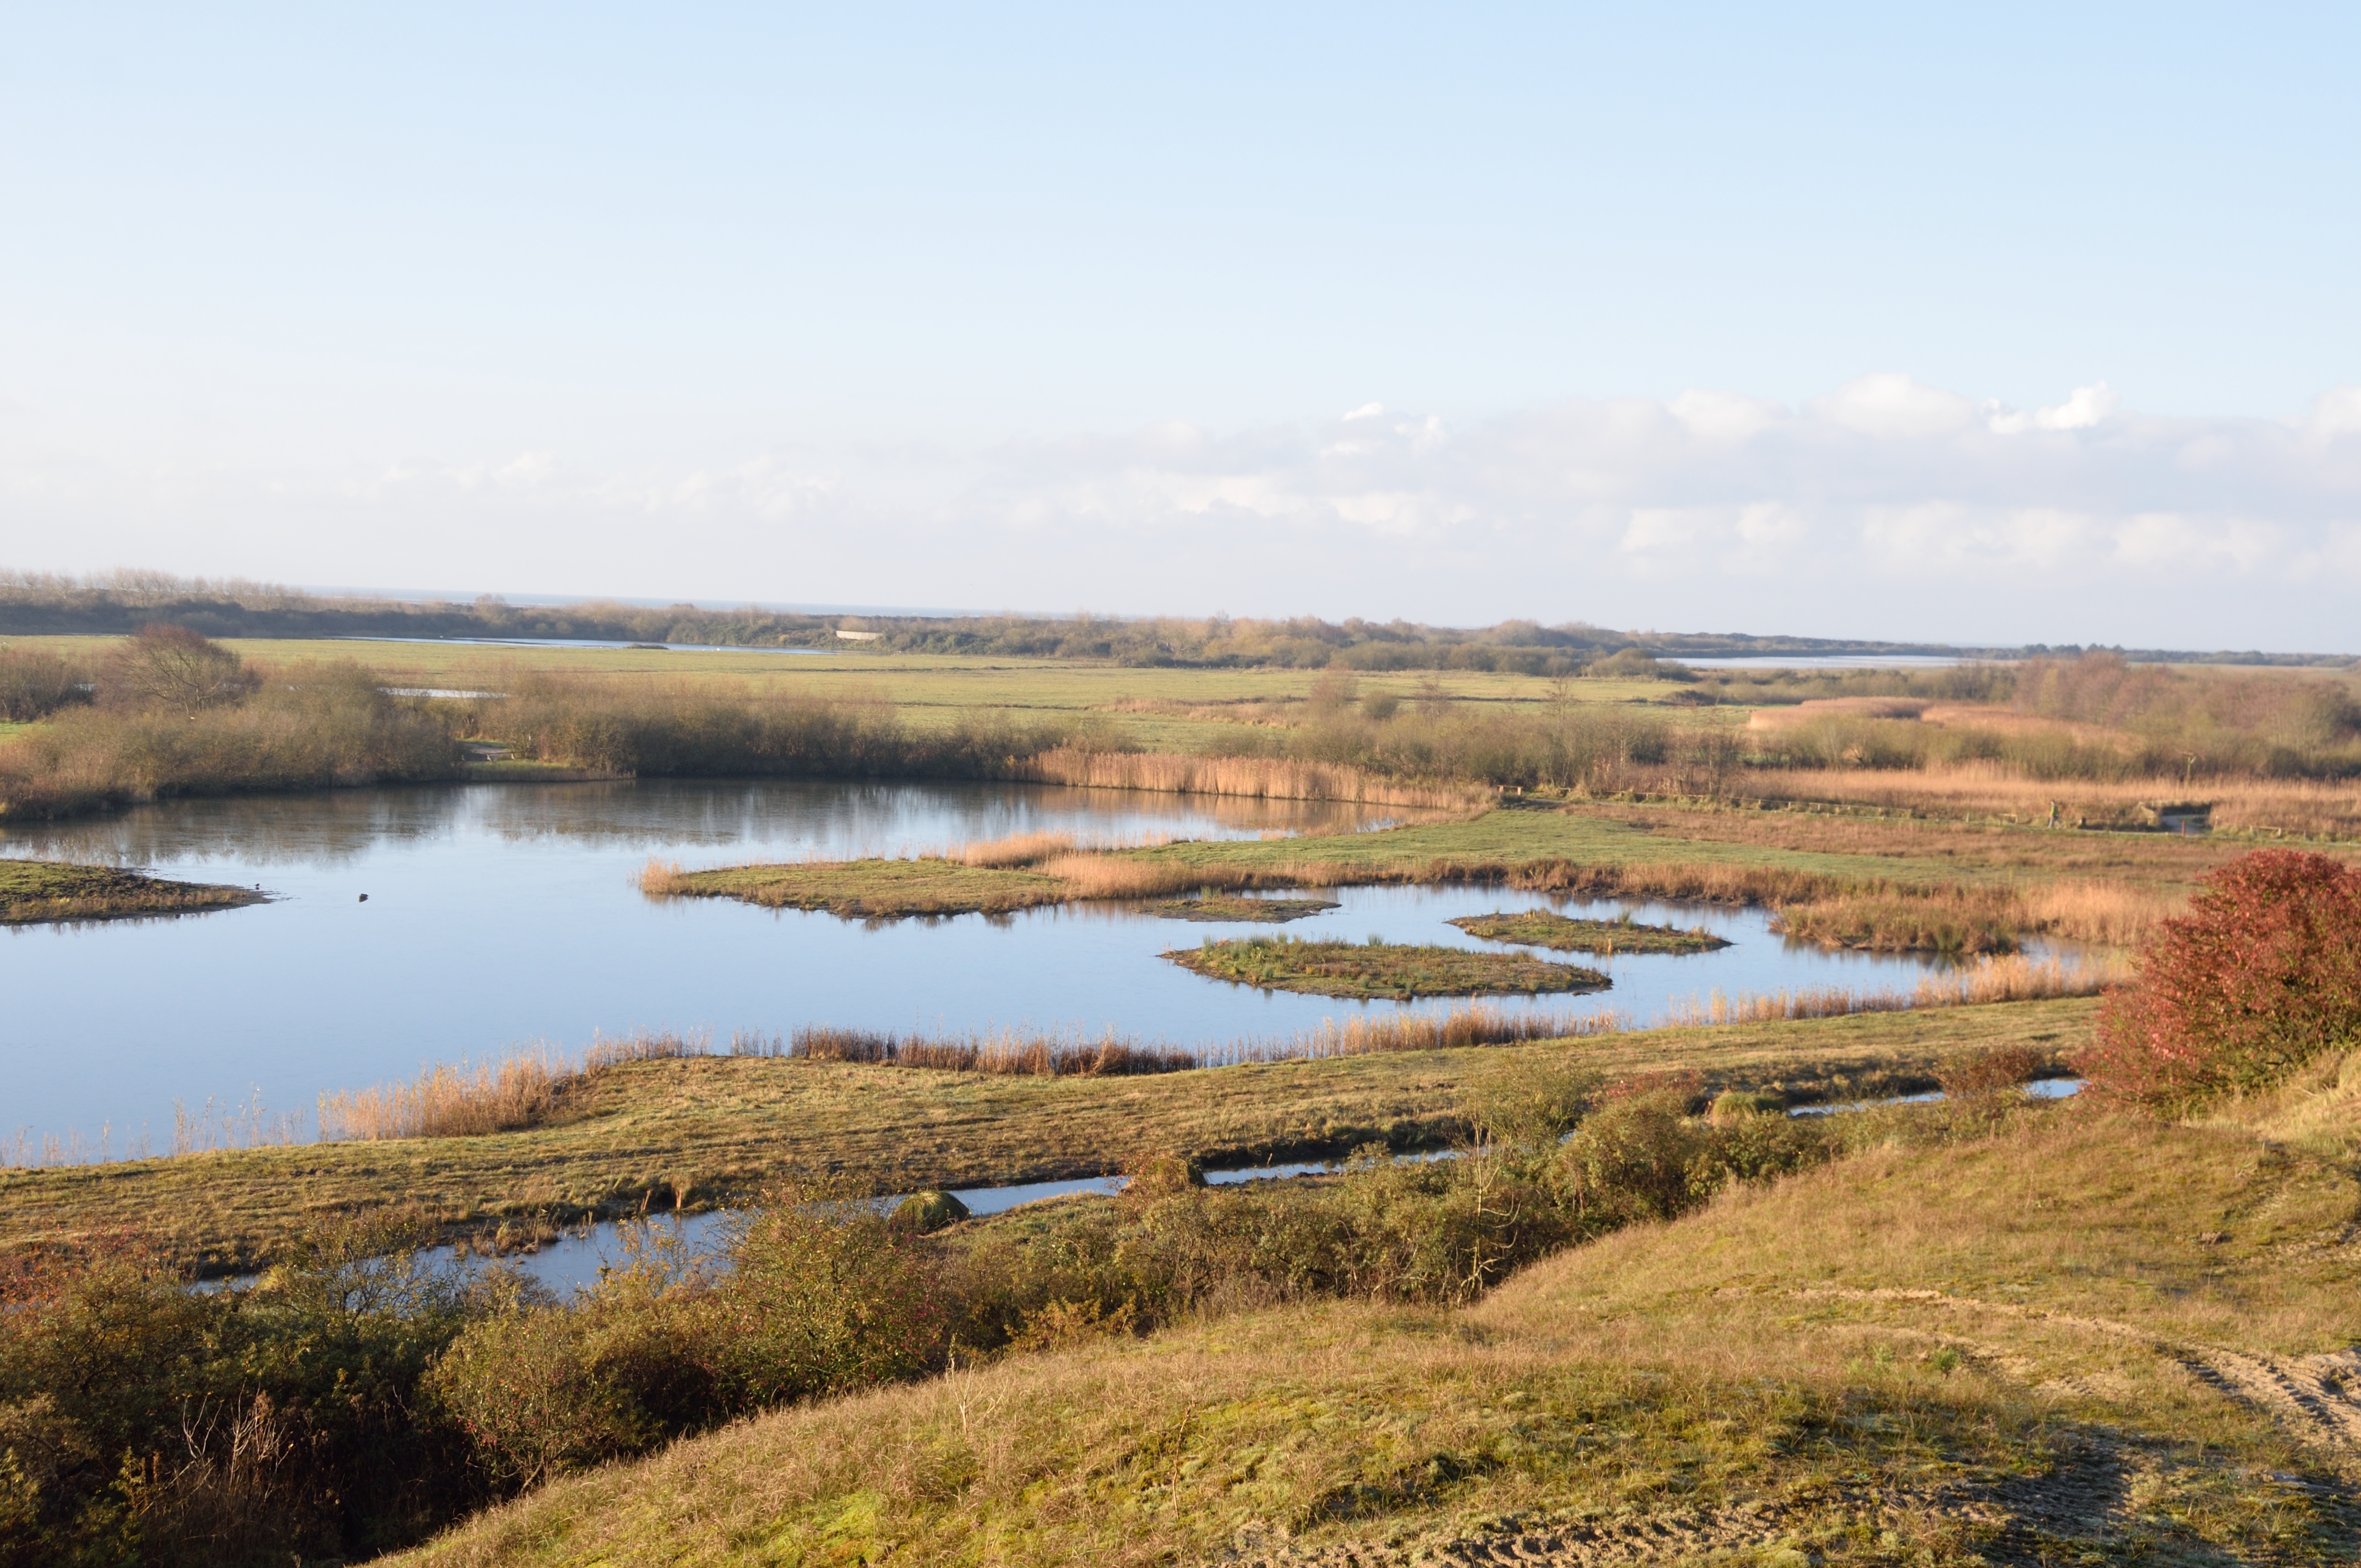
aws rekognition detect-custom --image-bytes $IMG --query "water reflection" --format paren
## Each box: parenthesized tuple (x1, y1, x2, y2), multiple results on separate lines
(2, 778, 1963, 1151)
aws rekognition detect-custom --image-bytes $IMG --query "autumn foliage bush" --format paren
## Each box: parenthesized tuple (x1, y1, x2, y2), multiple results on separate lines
(2082, 850, 2361, 1112)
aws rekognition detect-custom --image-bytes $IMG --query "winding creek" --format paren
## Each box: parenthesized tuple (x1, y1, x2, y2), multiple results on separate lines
(7, 778, 1984, 1153)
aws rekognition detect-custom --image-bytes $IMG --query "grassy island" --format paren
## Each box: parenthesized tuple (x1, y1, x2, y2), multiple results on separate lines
(1449, 909, 1731, 954)
(1147, 892, 1337, 922)
(0, 859, 262, 925)
(1166, 935, 1611, 999)
(641, 857, 1064, 918)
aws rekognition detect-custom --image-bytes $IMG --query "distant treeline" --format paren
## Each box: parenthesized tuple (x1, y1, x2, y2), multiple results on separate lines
(6, 569, 2344, 669)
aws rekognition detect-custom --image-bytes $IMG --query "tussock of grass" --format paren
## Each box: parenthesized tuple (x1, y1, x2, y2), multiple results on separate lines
(0, 858, 262, 924)
(1168, 936, 1611, 1000)
(1448, 910, 1727, 954)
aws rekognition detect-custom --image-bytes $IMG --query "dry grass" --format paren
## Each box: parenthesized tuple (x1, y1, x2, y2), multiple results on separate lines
(385, 1104, 2361, 1567)
(1016, 747, 1488, 810)
(1661, 952, 2125, 1027)
(316, 1048, 568, 1141)
(952, 829, 1076, 867)
(2019, 877, 2186, 946)
(315, 1033, 705, 1141)
(1739, 762, 2361, 837)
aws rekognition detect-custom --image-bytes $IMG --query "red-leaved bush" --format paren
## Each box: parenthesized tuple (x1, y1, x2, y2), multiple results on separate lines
(2081, 850, 2361, 1111)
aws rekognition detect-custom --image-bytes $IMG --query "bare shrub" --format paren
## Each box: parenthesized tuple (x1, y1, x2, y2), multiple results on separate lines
(95, 624, 259, 711)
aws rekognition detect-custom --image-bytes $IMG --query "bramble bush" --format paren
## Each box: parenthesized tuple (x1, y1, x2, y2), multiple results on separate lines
(2082, 850, 2361, 1112)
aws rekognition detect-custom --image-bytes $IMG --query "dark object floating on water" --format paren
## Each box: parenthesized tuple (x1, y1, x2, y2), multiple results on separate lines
(1150, 893, 1338, 923)
(1450, 911, 1730, 955)
(358, 894, 368, 902)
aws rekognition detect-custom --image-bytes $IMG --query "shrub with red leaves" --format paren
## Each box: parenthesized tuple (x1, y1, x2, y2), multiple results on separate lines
(2081, 850, 2361, 1111)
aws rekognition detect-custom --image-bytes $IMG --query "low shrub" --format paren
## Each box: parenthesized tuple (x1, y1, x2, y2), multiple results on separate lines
(0, 646, 86, 722)
(2082, 850, 2361, 1112)
(0, 1217, 488, 1567)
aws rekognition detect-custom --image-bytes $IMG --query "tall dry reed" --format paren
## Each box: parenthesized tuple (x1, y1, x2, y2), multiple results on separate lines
(1659, 952, 2123, 1028)
(316, 1048, 568, 1141)
(1016, 748, 1489, 810)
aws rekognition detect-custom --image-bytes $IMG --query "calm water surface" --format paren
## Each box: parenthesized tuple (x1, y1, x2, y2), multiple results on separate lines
(4, 778, 1956, 1150)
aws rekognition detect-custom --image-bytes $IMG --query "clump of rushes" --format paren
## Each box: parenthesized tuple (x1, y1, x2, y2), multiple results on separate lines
(1449, 910, 1728, 955)
(1166, 935, 1609, 1000)
(0, 859, 261, 924)
(1149, 892, 1338, 923)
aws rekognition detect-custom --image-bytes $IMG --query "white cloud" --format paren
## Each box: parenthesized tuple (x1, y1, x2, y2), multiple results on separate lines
(1814, 373, 1980, 439)
(1989, 380, 2119, 434)
(6, 378, 2360, 649)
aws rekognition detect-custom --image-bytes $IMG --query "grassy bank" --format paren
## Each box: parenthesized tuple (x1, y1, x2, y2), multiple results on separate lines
(388, 1088, 2361, 1567)
(1166, 937, 1611, 1000)
(0, 1001, 2094, 1274)
(0, 858, 262, 924)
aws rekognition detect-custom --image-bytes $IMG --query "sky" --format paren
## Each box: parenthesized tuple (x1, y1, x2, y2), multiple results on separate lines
(1, 4, 2357, 649)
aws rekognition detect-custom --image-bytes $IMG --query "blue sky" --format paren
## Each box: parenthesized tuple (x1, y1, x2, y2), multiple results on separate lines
(3, 4, 2357, 646)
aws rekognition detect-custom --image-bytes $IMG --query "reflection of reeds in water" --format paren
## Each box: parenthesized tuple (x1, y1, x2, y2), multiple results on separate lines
(1660, 953, 2125, 1028)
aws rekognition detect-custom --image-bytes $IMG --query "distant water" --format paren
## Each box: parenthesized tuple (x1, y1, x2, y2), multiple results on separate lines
(4, 778, 1962, 1154)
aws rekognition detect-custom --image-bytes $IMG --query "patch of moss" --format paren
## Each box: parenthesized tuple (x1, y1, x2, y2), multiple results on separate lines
(1449, 911, 1729, 955)
(1166, 936, 1609, 1000)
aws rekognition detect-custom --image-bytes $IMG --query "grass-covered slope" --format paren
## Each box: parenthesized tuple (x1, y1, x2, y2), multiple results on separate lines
(387, 1097, 2361, 1567)
(0, 1001, 2093, 1275)
(0, 858, 262, 924)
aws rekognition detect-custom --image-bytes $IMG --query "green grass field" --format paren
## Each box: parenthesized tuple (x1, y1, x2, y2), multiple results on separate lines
(0, 1001, 2093, 1274)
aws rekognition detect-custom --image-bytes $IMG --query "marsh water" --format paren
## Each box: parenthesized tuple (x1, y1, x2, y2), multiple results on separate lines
(5, 778, 1967, 1152)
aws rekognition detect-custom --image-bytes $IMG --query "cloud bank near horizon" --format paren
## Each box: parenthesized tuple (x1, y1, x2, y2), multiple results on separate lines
(7, 374, 2359, 651)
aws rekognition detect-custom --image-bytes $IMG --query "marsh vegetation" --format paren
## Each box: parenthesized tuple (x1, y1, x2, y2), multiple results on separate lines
(0, 858, 259, 924)
(1447, 909, 1728, 954)
(1167, 936, 1612, 1000)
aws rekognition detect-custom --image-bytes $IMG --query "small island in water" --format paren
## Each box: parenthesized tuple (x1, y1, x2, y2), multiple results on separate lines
(1450, 910, 1730, 955)
(1165, 934, 1611, 1000)
(0, 859, 263, 925)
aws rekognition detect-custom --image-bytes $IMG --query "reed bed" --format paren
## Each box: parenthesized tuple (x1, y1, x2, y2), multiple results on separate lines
(1660, 952, 2123, 1028)
(1737, 763, 2361, 838)
(1016, 747, 1488, 810)
(754, 1005, 1633, 1077)
(315, 1048, 570, 1141)
(782, 1025, 1195, 1076)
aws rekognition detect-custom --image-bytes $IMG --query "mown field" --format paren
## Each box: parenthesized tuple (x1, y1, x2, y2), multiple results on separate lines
(0, 1001, 2093, 1275)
